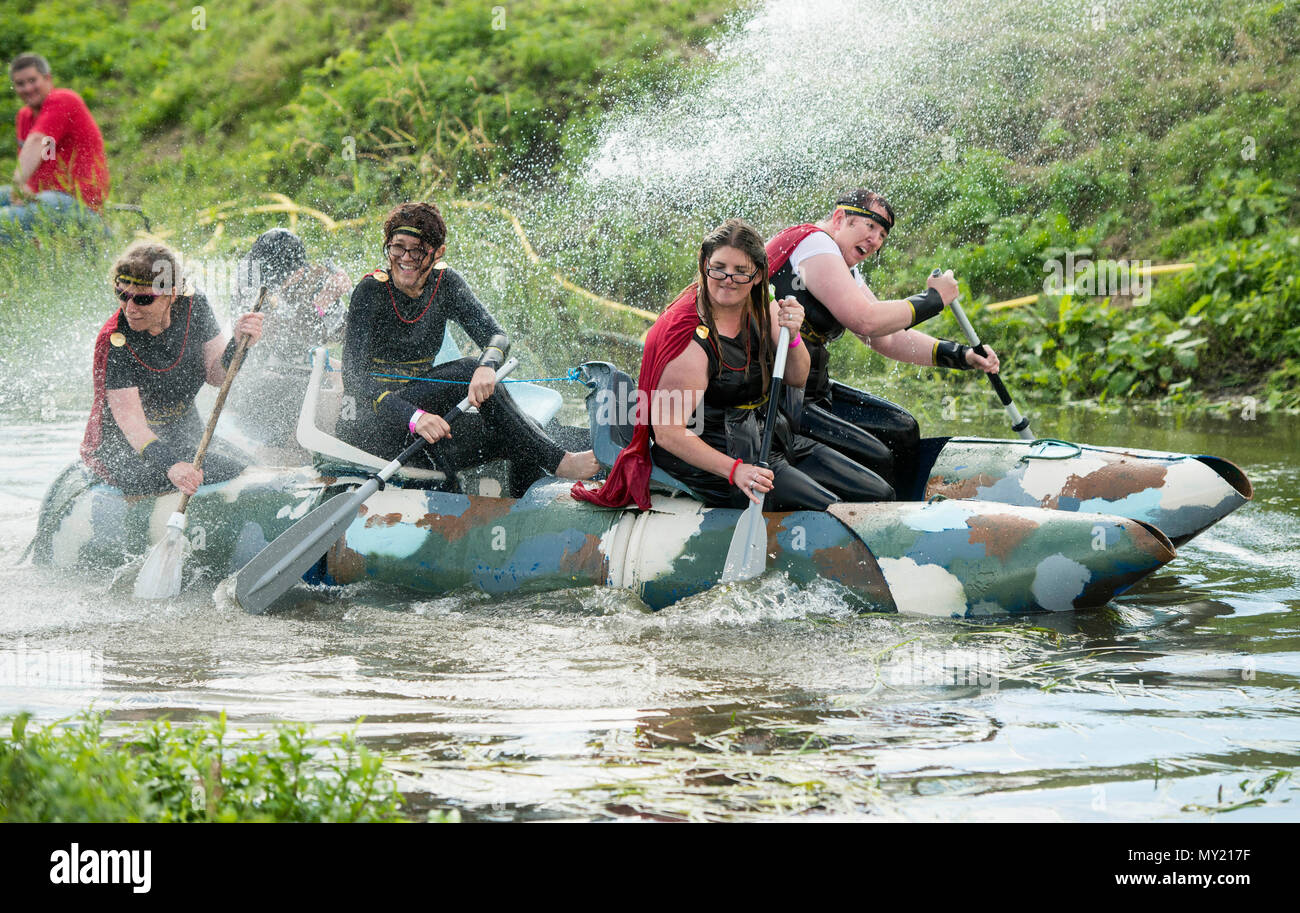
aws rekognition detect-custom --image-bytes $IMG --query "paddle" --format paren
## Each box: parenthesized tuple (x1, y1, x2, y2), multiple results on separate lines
(232, 357, 519, 615)
(934, 268, 1035, 440)
(134, 288, 267, 599)
(721, 323, 791, 584)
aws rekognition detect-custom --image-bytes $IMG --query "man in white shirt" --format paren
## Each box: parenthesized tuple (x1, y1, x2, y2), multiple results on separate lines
(766, 189, 999, 495)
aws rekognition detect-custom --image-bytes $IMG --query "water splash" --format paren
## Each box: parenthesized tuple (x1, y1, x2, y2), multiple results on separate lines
(513, 0, 1186, 318)
(568, 0, 1145, 222)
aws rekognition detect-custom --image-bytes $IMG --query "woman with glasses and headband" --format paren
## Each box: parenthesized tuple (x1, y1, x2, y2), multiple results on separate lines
(80, 240, 264, 495)
(766, 189, 999, 494)
(340, 201, 598, 489)
(574, 218, 892, 512)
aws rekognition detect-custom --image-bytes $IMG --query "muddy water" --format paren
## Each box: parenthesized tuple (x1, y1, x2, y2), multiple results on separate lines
(1, 403, 1295, 822)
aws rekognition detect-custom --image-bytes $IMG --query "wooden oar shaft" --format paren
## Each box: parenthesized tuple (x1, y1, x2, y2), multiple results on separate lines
(177, 287, 267, 513)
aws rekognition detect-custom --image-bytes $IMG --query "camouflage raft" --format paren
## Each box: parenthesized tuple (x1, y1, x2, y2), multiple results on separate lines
(29, 351, 1249, 617)
(33, 463, 1176, 617)
(916, 436, 1251, 547)
(580, 364, 1253, 549)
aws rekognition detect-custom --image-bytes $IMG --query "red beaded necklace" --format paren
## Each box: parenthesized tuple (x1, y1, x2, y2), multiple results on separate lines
(120, 296, 195, 373)
(387, 268, 445, 324)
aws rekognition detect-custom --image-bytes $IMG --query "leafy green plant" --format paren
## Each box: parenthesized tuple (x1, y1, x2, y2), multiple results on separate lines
(0, 711, 409, 822)
(1155, 168, 1296, 241)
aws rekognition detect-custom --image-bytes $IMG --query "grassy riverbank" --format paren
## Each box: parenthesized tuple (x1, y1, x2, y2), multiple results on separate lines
(0, 0, 1296, 411)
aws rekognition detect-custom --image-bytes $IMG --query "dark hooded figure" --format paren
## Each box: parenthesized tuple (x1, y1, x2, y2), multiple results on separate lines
(226, 228, 351, 451)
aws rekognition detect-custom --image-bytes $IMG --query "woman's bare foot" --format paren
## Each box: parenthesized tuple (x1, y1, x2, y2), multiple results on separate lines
(555, 450, 600, 480)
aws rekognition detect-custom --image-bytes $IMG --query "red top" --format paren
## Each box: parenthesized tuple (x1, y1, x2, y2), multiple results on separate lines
(16, 88, 109, 210)
(571, 286, 706, 510)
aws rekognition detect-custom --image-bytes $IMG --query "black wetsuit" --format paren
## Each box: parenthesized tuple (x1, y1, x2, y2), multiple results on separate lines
(340, 267, 564, 490)
(650, 320, 892, 510)
(92, 292, 249, 495)
(770, 256, 918, 493)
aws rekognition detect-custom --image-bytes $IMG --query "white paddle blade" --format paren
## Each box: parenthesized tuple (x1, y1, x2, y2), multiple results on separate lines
(134, 525, 186, 599)
(720, 500, 767, 584)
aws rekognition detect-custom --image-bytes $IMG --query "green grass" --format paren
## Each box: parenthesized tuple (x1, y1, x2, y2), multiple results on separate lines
(0, 0, 727, 214)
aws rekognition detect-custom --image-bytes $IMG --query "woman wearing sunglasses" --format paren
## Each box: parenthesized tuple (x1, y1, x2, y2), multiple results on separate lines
(339, 201, 598, 489)
(574, 218, 892, 512)
(81, 240, 264, 495)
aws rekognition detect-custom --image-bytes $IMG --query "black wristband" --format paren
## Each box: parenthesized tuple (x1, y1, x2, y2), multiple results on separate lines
(477, 333, 510, 371)
(934, 340, 974, 370)
(904, 287, 944, 329)
(221, 337, 238, 369)
(140, 438, 181, 472)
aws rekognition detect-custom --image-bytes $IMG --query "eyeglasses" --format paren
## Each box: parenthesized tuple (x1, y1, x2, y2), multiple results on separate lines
(705, 266, 759, 285)
(384, 244, 432, 262)
(115, 287, 162, 305)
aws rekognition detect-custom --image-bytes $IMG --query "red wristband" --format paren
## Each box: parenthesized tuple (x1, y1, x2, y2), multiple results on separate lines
(728, 458, 743, 485)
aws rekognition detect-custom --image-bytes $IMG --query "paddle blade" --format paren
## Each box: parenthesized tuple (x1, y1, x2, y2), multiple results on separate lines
(720, 500, 768, 584)
(232, 485, 373, 615)
(134, 525, 186, 599)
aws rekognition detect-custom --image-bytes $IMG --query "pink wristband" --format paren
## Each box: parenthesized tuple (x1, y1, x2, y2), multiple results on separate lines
(788, 333, 802, 349)
(409, 409, 425, 434)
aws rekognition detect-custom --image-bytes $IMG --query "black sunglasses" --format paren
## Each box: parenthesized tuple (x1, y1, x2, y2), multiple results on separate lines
(115, 287, 162, 305)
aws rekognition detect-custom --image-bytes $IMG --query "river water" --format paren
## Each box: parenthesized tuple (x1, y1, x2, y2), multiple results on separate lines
(2, 402, 1295, 822)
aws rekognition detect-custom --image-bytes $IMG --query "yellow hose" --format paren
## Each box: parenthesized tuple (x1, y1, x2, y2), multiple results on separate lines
(988, 262, 1197, 310)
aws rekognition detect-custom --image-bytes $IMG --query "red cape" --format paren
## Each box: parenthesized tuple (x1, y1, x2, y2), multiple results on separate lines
(766, 223, 823, 275)
(570, 287, 704, 510)
(80, 309, 123, 483)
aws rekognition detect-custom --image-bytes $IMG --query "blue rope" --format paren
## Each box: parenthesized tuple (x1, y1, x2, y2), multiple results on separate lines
(367, 366, 584, 385)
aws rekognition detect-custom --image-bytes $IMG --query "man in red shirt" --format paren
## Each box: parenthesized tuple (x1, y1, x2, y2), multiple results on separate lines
(2, 52, 109, 238)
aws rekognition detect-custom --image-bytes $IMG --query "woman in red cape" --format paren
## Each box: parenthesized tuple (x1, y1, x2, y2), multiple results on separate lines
(81, 241, 263, 495)
(572, 219, 892, 511)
